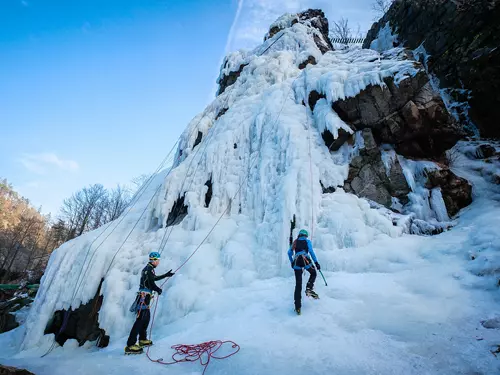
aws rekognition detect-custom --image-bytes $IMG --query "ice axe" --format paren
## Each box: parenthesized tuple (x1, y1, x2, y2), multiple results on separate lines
(318, 269, 328, 286)
(311, 262, 327, 286)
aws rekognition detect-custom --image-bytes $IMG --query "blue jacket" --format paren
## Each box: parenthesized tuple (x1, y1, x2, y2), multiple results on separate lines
(288, 237, 318, 270)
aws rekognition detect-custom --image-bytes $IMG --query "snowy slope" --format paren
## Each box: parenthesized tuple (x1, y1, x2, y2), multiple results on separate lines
(2, 11, 500, 375)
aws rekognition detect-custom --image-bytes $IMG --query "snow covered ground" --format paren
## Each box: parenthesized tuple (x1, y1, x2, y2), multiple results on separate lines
(1, 141, 500, 374)
(1, 12, 500, 374)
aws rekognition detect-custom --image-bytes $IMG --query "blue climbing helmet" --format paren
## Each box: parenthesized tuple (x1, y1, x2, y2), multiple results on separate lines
(149, 251, 161, 261)
(298, 229, 308, 238)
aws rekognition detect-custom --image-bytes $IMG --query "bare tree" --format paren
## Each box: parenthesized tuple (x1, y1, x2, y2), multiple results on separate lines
(60, 183, 131, 237)
(371, 0, 394, 17)
(330, 17, 351, 41)
(329, 18, 364, 44)
(0, 211, 46, 282)
(49, 219, 69, 247)
(131, 174, 151, 193)
(106, 185, 131, 222)
(0, 177, 133, 284)
(61, 184, 107, 238)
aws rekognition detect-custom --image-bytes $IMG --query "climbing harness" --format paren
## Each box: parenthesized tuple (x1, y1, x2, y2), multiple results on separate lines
(129, 289, 153, 316)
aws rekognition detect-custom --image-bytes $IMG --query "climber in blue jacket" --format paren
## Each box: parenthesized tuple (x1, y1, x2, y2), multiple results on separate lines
(288, 229, 320, 314)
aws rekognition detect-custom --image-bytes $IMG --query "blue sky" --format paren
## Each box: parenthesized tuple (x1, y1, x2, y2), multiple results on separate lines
(0, 0, 376, 217)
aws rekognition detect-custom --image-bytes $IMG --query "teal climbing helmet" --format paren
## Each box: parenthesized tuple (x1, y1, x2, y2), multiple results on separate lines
(149, 251, 161, 260)
(298, 229, 308, 237)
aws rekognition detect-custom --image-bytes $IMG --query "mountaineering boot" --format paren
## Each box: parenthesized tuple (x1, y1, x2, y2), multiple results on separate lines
(294, 307, 301, 315)
(139, 339, 153, 347)
(124, 344, 143, 354)
(305, 288, 319, 299)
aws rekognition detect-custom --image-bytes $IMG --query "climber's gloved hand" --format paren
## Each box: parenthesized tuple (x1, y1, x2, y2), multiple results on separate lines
(165, 269, 175, 277)
(157, 288, 162, 295)
(315, 262, 321, 270)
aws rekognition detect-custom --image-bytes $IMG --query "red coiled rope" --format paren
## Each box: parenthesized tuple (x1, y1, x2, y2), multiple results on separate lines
(148, 340, 240, 375)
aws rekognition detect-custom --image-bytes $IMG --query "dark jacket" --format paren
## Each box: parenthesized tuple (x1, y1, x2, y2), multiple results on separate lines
(129, 262, 173, 313)
(139, 262, 169, 293)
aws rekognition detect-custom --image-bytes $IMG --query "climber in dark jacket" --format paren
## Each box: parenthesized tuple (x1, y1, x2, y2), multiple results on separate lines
(288, 229, 320, 315)
(125, 251, 174, 354)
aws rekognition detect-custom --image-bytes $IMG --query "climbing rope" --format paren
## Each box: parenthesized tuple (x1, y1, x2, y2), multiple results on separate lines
(148, 341, 240, 375)
(259, 30, 286, 56)
(145, 75, 299, 373)
(40, 145, 177, 358)
(304, 72, 327, 286)
(305, 91, 315, 239)
(40, 96, 221, 357)
(157, 35, 288, 256)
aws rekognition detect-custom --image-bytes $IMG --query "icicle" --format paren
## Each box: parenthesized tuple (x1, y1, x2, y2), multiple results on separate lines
(430, 188, 450, 222)
(380, 147, 397, 177)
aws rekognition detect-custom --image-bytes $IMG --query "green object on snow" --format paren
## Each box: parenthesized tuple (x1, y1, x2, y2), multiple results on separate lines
(0, 284, 39, 290)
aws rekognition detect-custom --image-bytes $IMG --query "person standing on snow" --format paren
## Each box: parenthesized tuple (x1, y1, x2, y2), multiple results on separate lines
(288, 229, 320, 315)
(125, 251, 175, 354)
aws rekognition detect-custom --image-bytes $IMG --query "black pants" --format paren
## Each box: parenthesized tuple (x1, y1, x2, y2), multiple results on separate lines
(127, 309, 150, 347)
(294, 268, 317, 309)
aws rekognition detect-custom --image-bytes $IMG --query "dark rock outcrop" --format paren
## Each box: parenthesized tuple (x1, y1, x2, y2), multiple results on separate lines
(425, 168, 473, 217)
(217, 63, 248, 95)
(44, 279, 108, 347)
(321, 128, 353, 152)
(0, 365, 35, 375)
(298, 55, 317, 70)
(308, 90, 326, 111)
(481, 317, 500, 329)
(0, 293, 33, 333)
(320, 181, 336, 194)
(266, 25, 282, 40)
(363, 0, 500, 138)
(0, 313, 18, 333)
(297, 9, 334, 54)
(289, 214, 296, 246)
(265, 10, 333, 53)
(215, 107, 228, 121)
(475, 144, 496, 159)
(332, 71, 463, 158)
(344, 129, 410, 208)
(409, 218, 447, 236)
(204, 177, 213, 208)
(193, 131, 203, 149)
(166, 194, 188, 227)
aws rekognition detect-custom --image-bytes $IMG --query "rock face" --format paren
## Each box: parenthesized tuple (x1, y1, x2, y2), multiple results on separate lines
(296, 9, 333, 54)
(0, 293, 33, 334)
(332, 71, 464, 159)
(217, 63, 248, 95)
(425, 168, 473, 217)
(44, 279, 108, 348)
(218, 9, 333, 95)
(344, 129, 410, 208)
(298, 55, 317, 70)
(363, 0, 500, 139)
(0, 365, 35, 375)
(476, 144, 496, 159)
(330, 55, 472, 217)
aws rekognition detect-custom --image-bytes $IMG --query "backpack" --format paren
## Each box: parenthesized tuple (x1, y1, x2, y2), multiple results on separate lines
(291, 238, 311, 268)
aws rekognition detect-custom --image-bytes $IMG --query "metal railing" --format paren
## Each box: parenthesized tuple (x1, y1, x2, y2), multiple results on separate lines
(330, 37, 366, 44)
